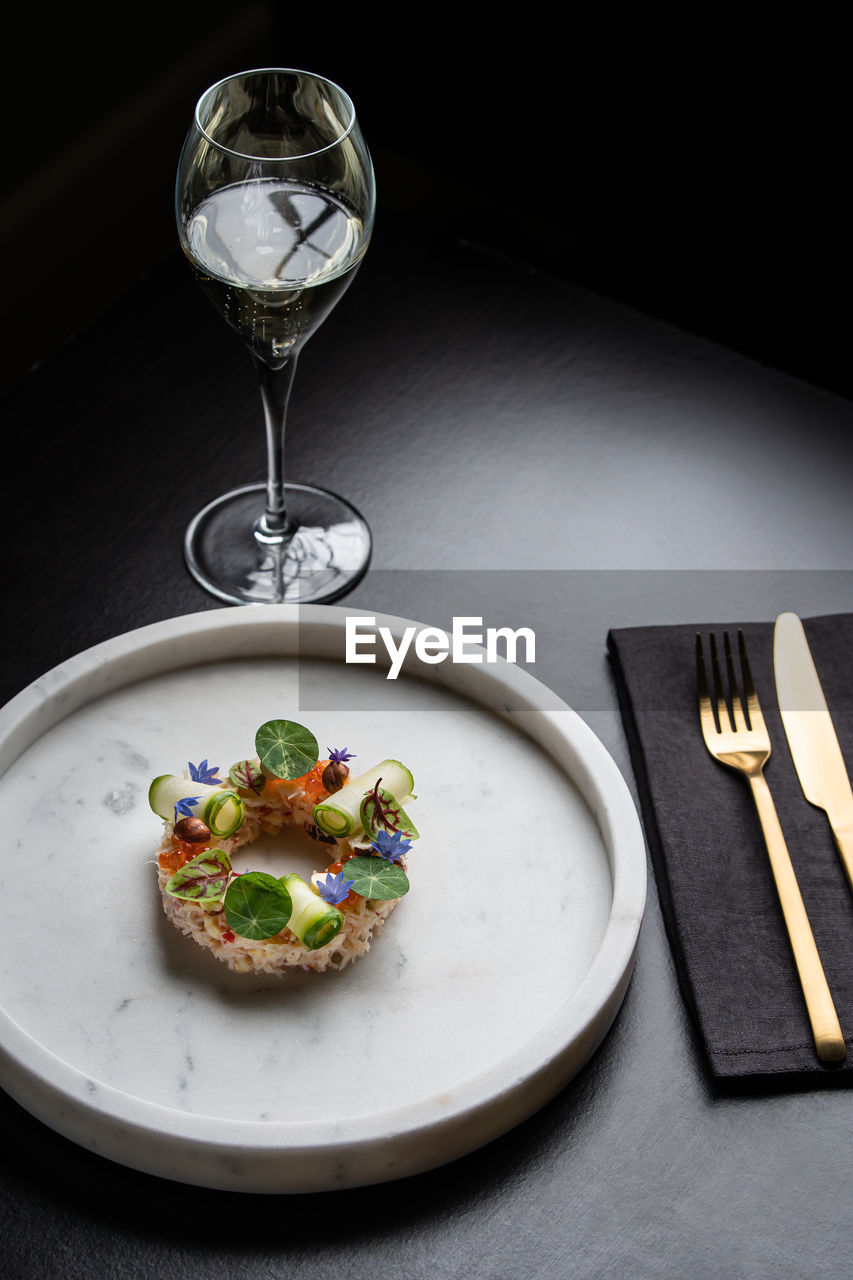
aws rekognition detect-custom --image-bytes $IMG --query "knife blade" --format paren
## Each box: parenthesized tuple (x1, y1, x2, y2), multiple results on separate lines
(774, 611, 853, 888)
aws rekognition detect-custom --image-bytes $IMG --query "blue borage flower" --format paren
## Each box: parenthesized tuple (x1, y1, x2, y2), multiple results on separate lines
(328, 747, 355, 763)
(188, 759, 222, 785)
(316, 870, 355, 905)
(174, 796, 203, 821)
(370, 829, 413, 861)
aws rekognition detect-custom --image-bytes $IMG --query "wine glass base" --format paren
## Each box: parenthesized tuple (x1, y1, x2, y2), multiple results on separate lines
(184, 482, 371, 605)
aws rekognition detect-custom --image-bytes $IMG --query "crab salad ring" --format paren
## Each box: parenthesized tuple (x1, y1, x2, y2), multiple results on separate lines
(150, 719, 420, 974)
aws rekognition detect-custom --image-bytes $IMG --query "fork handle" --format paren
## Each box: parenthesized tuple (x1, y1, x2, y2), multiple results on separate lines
(749, 772, 846, 1063)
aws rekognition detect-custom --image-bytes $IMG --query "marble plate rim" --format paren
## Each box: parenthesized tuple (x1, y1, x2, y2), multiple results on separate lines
(0, 604, 646, 1192)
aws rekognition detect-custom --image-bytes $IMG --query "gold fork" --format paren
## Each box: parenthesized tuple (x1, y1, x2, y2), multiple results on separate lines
(696, 629, 846, 1063)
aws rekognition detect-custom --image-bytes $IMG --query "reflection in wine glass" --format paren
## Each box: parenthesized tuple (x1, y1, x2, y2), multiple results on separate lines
(176, 68, 376, 604)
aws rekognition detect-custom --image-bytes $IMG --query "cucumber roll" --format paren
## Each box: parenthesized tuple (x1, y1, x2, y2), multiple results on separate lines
(312, 760, 414, 838)
(280, 874, 344, 950)
(149, 774, 245, 837)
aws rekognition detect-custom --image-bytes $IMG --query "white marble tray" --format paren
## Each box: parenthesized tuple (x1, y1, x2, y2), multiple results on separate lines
(0, 605, 645, 1192)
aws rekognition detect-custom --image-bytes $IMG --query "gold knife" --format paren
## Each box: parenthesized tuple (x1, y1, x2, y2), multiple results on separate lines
(774, 611, 853, 889)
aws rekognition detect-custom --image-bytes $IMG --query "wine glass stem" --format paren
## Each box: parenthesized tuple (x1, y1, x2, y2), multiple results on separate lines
(254, 354, 298, 539)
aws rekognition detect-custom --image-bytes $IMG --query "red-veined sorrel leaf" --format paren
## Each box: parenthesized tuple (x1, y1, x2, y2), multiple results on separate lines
(228, 758, 265, 794)
(165, 848, 232, 902)
(360, 784, 420, 841)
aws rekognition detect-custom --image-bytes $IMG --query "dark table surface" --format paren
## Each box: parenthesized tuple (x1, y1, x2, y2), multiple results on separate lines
(1, 210, 852, 1279)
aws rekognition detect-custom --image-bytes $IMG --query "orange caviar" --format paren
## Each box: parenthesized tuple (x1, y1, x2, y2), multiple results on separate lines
(262, 760, 329, 803)
(158, 840, 209, 873)
(295, 760, 330, 803)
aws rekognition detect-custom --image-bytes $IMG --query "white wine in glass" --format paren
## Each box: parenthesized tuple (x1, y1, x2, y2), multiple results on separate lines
(176, 68, 376, 604)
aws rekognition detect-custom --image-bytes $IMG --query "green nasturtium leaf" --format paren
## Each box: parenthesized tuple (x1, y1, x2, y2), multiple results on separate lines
(254, 720, 319, 780)
(166, 848, 232, 902)
(343, 855, 410, 901)
(229, 758, 266, 794)
(360, 787, 420, 842)
(223, 872, 293, 940)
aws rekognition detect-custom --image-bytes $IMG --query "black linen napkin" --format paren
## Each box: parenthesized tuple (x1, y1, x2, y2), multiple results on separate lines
(608, 613, 853, 1086)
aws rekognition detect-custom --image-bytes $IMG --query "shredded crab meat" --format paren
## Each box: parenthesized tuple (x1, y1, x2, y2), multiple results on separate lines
(157, 772, 404, 973)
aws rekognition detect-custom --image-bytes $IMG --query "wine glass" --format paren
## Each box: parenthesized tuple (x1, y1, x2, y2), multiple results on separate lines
(175, 68, 376, 604)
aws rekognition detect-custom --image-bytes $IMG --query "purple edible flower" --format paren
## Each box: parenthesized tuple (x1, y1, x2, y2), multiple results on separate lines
(174, 796, 203, 821)
(188, 759, 222, 785)
(370, 829, 413, 861)
(316, 870, 355, 905)
(327, 747, 355, 763)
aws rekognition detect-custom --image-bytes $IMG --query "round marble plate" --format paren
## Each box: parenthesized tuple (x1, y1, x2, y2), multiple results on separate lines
(0, 605, 645, 1193)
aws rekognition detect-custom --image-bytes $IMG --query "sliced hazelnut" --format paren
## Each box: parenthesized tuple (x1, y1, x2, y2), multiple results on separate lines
(174, 816, 211, 843)
(321, 760, 350, 793)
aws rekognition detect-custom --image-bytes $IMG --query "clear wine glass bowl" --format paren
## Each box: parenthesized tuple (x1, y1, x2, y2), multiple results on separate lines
(175, 68, 376, 604)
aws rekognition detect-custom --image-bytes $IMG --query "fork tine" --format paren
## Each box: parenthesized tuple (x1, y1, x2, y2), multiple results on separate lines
(709, 633, 732, 731)
(723, 631, 746, 731)
(738, 628, 762, 732)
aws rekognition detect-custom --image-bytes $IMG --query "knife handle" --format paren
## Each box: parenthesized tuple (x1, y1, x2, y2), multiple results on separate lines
(749, 771, 847, 1063)
(831, 823, 853, 892)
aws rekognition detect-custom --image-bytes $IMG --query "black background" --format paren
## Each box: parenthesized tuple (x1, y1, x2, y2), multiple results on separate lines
(3, 1, 851, 398)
